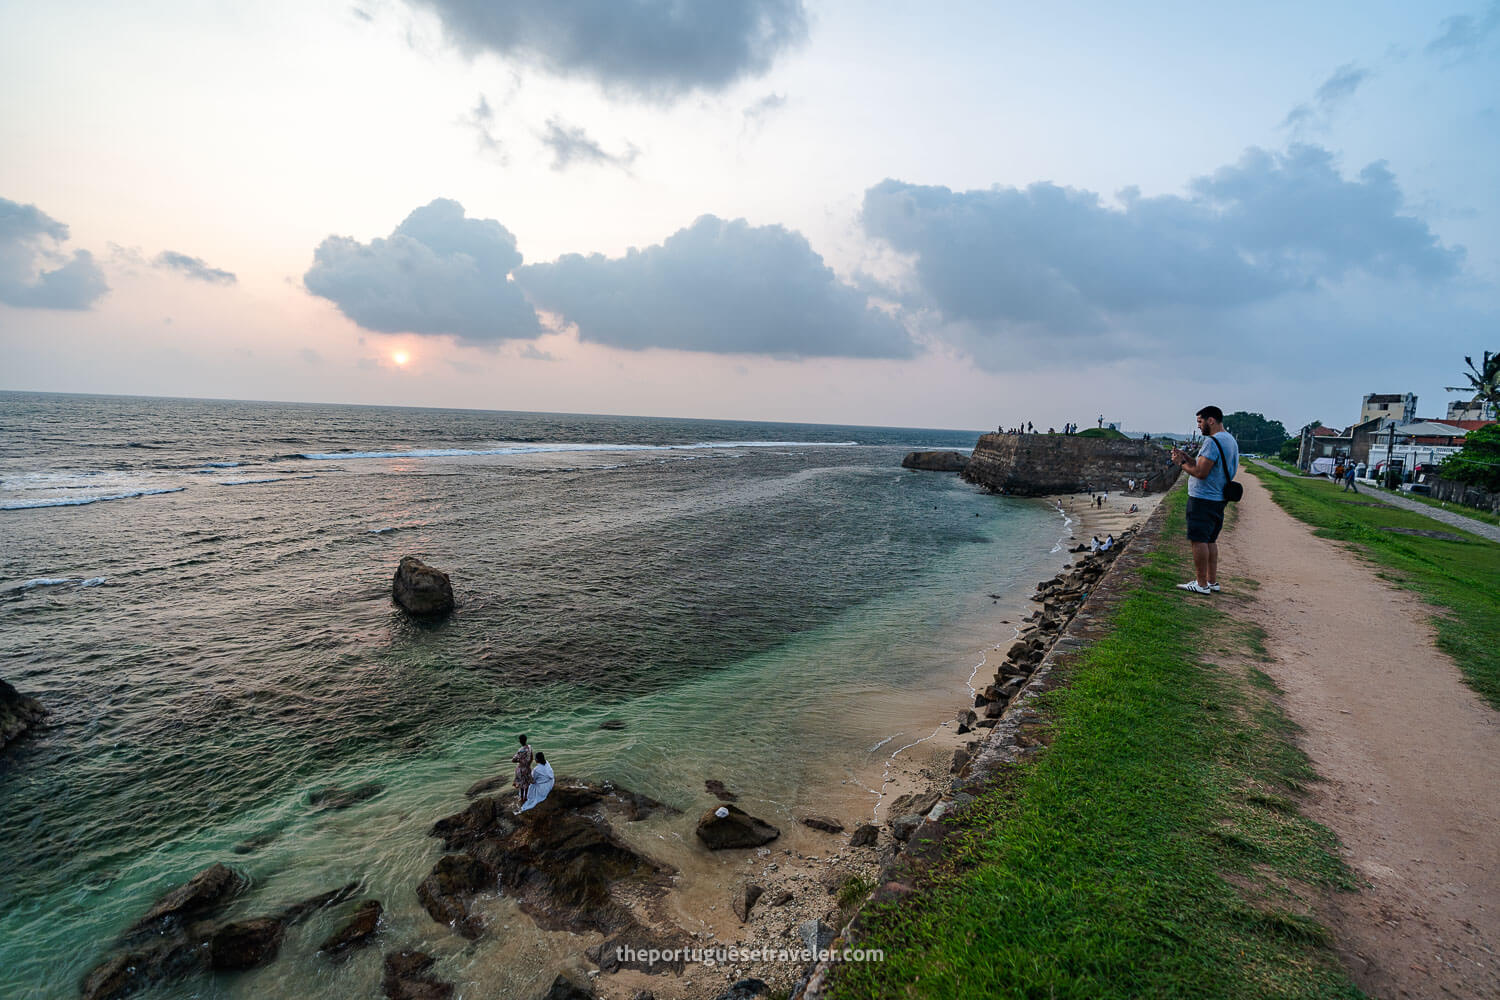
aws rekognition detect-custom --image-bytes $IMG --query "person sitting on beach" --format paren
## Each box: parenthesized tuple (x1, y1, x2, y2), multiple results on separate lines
(1090, 535, 1102, 552)
(1101, 534, 1115, 551)
(519, 752, 555, 812)
(511, 734, 534, 806)
(1129, 503, 1140, 513)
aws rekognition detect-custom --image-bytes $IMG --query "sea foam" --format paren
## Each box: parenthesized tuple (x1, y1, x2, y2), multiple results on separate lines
(1, 487, 186, 510)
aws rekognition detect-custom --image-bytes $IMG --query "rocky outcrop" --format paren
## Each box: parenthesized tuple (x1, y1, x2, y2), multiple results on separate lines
(696, 804, 780, 850)
(901, 450, 968, 472)
(422, 778, 686, 970)
(392, 556, 455, 619)
(1, 677, 46, 749)
(962, 433, 1179, 496)
(80, 865, 357, 1000)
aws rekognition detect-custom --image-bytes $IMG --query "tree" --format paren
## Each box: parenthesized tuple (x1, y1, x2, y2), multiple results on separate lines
(1221, 411, 1290, 454)
(1278, 437, 1300, 462)
(1445, 350, 1500, 413)
(1438, 423, 1500, 491)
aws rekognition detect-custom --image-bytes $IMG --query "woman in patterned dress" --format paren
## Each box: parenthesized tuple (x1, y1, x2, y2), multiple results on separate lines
(511, 734, 534, 806)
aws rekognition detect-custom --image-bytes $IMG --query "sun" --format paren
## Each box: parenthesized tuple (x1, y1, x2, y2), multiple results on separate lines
(391, 350, 411, 367)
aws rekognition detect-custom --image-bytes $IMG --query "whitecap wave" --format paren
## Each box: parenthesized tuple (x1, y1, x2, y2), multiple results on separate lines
(298, 440, 858, 461)
(2, 487, 186, 510)
(14, 577, 74, 591)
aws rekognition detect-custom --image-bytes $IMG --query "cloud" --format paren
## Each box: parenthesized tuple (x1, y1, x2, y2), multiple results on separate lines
(1427, 2, 1500, 56)
(538, 117, 638, 172)
(1281, 63, 1370, 132)
(405, 0, 808, 100)
(154, 250, 236, 284)
(0, 197, 109, 310)
(461, 94, 506, 161)
(742, 92, 787, 133)
(517, 215, 917, 359)
(303, 198, 542, 343)
(860, 145, 1463, 366)
(518, 344, 555, 361)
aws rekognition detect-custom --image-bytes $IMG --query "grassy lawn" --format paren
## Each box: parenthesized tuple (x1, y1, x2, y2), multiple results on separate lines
(1247, 465, 1500, 709)
(827, 493, 1361, 1000)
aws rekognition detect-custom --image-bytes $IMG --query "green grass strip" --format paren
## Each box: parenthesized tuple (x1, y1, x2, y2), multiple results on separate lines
(1247, 466, 1500, 709)
(827, 492, 1361, 1000)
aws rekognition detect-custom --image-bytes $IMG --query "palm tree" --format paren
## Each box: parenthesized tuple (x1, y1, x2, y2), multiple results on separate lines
(1445, 351, 1500, 414)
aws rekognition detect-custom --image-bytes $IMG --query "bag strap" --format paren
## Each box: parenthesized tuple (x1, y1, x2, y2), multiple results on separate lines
(1210, 432, 1236, 482)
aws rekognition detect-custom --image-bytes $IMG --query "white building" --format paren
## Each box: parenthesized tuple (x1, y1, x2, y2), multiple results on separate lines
(1365, 420, 1468, 472)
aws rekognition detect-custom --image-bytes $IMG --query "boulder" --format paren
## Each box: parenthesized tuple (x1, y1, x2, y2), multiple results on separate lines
(887, 790, 940, 819)
(0, 677, 46, 750)
(544, 974, 596, 999)
(416, 853, 493, 939)
(126, 863, 247, 936)
(696, 804, 780, 850)
(955, 708, 977, 734)
(382, 950, 453, 1000)
(848, 824, 879, 848)
(901, 450, 968, 472)
(731, 882, 764, 922)
(209, 917, 285, 971)
(889, 814, 923, 842)
(712, 979, 771, 1000)
(800, 815, 843, 834)
(798, 919, 837, 954)
(319, 899, 383, 958)
(392, 556, 455, 619)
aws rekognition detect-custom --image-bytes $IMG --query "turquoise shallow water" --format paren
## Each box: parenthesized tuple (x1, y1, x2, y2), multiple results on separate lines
(0, 393, 1066, 998)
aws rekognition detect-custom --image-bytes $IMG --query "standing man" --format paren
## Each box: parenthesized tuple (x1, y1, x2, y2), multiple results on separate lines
(1342, 464, 1359, 493)
(1170, 406, 1239, 595)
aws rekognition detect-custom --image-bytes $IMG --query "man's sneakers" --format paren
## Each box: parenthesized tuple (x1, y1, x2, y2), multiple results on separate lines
(1176, 581, 1213, 595)
(1209, 582, 1222, 592)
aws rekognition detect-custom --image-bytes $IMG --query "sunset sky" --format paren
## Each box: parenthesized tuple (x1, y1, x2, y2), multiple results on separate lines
(2, 0, 1496, 433)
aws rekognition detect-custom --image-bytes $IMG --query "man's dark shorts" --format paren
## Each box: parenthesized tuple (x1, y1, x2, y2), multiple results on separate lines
(1186, 496, 1227, 543)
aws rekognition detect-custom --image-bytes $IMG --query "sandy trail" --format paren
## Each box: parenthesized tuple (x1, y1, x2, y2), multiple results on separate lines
(1216, 472, 1500, 999)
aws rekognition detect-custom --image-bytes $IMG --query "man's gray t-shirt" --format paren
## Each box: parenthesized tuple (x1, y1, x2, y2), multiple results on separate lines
(1188, 431, 1239, 501)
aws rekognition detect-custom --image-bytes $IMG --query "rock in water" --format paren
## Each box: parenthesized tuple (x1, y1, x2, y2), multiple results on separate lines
(901, 450, 968, 472)
(1, 677, 46, 750)
(695, 804, 780, 850)
(392, 556, 455, 619)
(209, 918, 285, 970)
(319, 899, 383, 958)
(382, 950, 453, 1000)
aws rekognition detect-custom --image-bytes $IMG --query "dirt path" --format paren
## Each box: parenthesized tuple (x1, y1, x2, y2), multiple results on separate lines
(1215, 473, 1500, 999)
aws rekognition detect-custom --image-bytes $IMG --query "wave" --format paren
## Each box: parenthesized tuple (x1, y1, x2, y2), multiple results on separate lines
(203, 462, 241, 468)
(2, 487, 186, 511)
(9, 576, 106, 592)
(219, 476, 316, 486)
(296, 440, 859, 461)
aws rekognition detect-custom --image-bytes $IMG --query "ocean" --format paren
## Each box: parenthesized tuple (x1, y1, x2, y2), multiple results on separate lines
(0, 392, 1070, 998)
